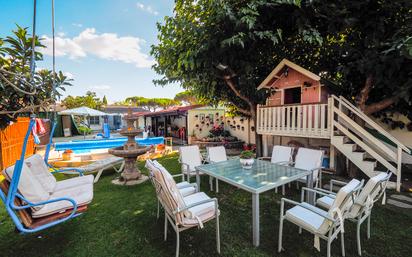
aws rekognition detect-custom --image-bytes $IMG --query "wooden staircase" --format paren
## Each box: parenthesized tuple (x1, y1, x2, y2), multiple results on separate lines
(329, 96, 411, 191)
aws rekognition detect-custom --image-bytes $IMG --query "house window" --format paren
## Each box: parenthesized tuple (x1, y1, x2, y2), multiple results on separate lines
(89, 116, 100, 125)
(283, 87, 301, 104)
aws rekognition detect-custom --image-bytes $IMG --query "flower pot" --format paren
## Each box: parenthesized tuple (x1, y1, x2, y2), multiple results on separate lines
(62, 152, 74, 161)
(240, 158, 254, 169)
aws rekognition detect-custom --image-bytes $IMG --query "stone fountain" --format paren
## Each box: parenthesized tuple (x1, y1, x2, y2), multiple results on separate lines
(109, 109, 150, 185)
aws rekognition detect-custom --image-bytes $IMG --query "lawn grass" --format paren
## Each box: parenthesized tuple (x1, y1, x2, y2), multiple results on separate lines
(1, 153, 411, 257)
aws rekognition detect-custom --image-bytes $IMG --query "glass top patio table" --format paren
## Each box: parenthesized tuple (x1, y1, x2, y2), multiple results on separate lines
(196, 159, 313, 247)
(196, 159, 311, 194)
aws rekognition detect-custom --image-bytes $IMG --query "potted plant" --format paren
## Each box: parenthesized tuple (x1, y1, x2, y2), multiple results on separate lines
(239, 150, 255, 169)
(62, 149, 74, 161)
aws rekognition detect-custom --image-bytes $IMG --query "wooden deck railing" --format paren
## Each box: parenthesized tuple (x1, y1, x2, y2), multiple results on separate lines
(256, 102, 330, 138)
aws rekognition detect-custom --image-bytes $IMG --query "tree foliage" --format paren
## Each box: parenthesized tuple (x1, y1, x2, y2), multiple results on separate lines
(62, 91, 103, 110)
(0, 25, 71, 128)
(152, 0, 412, 130)
(124, 96, 178, 111)
(174, 90, 199, 105)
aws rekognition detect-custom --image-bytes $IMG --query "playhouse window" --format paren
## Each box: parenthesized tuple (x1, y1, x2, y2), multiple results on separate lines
(283, 87, 301, 104)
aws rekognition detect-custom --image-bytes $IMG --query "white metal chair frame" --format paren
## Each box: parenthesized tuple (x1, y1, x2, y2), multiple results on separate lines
(292, 148, 325, 189)
(314, 172, 392, 256)
(179, 146, 213, 190)
(278, 181, 363, 257)
(150, 175, 220, 257)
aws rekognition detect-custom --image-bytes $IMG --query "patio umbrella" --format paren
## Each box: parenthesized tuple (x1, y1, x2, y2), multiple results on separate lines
(58, 107, 108, 138)
(58, 106, 108, 116)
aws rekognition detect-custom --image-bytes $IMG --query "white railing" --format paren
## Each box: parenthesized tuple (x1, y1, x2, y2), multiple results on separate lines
(330, 95, 411, 192)
(256, 103, 330, 138)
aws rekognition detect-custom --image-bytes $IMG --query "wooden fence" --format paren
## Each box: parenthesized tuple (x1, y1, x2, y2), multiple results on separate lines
(0, 117, 34, 171)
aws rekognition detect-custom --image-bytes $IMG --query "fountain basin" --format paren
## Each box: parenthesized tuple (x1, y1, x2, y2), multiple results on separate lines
(108, 145, 150, 158)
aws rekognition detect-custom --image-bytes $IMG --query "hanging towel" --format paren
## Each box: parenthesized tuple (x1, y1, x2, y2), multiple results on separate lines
(31, 118, 46, 144)
(36, 118, 47, 135)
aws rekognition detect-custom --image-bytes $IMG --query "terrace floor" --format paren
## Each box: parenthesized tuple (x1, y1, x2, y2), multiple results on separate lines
(1, 153, 411, 257)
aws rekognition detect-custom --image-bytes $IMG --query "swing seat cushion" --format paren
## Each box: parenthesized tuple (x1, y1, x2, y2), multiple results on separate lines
(25, 154, 57, 193)
(54, 175, 94, 192)
(32, 183, 93, 218)
(4, 162, 50, 210)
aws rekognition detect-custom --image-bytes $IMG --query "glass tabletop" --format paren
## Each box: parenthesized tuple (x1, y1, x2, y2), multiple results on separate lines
(196, 159, 311, 193)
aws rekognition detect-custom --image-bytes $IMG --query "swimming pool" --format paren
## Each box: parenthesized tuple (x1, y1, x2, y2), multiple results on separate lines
(54, 137, 164, 153)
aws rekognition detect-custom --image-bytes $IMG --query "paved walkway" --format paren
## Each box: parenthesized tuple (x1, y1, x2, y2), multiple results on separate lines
(387, 193, 412, 209)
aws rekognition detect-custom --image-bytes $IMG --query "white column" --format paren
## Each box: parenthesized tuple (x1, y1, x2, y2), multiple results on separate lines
(262, 135, 268, 157)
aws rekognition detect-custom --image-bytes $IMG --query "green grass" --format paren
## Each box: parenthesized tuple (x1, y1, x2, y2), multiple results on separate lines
(1, 153, 411, 257)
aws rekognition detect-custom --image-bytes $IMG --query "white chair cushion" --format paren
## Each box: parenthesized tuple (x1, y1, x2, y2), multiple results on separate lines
(179, 145, 202, 172)
(182, 192, 217, 226)
(32, 183, 93, 218)
(271, 145, 293, 164)
(54, 175, 94, 192)
(25, 154, 57, 193)
(176, 181, 191, 189)
(4, 162, 50, 211)
(316, 194, 335, 209)
(179, 186, 197, 197)
(285, 202, 329, 234)
(207, 146, 227, 163)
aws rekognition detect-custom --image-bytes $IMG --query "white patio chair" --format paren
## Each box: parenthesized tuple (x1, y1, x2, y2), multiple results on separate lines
(206, 146, 228, 192)
(315, 172, 392, 256)
(258, 145, 293, 195)
(179, 145, 211, 188)
(278, 179, 362, 257)
(149, 160, 220, 257)
(146, 160, 198, 218)
(293, 147, 324, 188)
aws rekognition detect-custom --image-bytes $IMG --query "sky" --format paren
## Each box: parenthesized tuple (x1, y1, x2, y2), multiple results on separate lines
(0, 0, 182, 103)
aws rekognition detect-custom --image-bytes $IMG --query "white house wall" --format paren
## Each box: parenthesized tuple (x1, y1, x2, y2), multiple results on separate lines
(224, 116, 256, 144)
(188, 107, 226, 139)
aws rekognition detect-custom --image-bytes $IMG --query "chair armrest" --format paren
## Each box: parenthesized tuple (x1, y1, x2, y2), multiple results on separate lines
(300, 186, 332, 203)
(297, 202, 335, 222)
(51, 167, 84, 176)
(313, 187, 337, 196)
(13, 193, 78, 211)
(173, 198, 218, 214)
(172, 173, 185, 179)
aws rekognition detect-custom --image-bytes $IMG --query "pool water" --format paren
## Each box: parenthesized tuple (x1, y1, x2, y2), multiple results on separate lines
(55, 137, 164, 153)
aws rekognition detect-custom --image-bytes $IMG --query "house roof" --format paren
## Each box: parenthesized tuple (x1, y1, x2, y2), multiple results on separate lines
(257, 59, 321, 90)
(132, 104, 205, 118)
(102, 105, 147, 114)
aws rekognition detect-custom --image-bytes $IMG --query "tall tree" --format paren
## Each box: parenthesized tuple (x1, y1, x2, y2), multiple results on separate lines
(124, 96, 178, 111)
(151, 0, 321, 154)
(62, 91, 103, 110)
(102, 95, 108, 105)
(152, 0, 412, 157)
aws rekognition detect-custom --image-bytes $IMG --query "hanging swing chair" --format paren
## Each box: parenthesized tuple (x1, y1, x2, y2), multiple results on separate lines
(0, 0, 94, 233)
(0, 118, 94, 233)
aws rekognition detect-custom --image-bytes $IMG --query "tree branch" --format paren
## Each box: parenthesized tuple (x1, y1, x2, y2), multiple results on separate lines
(364, 95, 398, 115)
(223, 73, 255, 117)
(357, 74, 373, 111)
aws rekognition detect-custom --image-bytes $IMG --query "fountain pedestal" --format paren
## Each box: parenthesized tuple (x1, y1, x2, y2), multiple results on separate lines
(108, 110, 150, 185)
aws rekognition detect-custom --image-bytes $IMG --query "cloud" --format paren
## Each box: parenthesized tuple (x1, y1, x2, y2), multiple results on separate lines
(136, 2, 159, 15)
(40, 28, 154, 68)
(88, 84, 111, 90)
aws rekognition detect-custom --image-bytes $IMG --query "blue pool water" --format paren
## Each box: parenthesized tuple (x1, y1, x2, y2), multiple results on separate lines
(54, 137, 164, 153)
